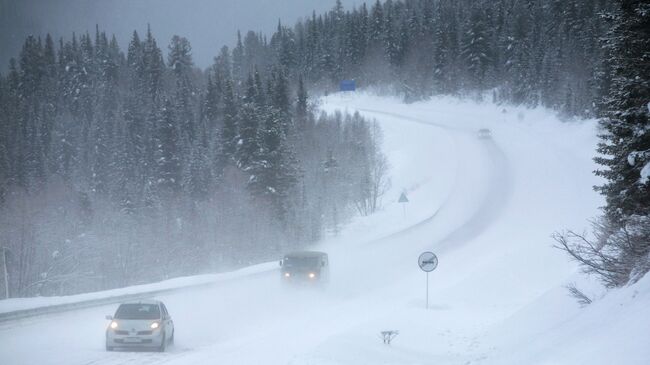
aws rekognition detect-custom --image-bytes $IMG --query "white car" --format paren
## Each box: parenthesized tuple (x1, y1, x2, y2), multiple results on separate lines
(105, 300, 174, 352)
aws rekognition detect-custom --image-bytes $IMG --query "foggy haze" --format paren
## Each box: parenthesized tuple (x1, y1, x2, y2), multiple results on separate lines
(0, 0, 362, 70)
(1, 0, 649, 363)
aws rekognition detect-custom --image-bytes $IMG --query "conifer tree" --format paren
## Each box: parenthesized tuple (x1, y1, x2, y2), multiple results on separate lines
(595, 0, 650, 225)
(596, 1, 650, 224)
(232, 31, 245, 82)
(253, 69, 266, 106)
(216, 79, 239, 171)
(204, 74, 220, 129)
(461, 6, 491, 90)
(168, 35, 196, 142)
(295, 76, 308, 131)
(143, 25, 164, 103)
(213, 45, 232, 82)
(0, 75, 8, 203)
(156, 100, 182, 194)
(235, 73, 262, 172)
(557, 0, 650, 288)
(249, 106, 298, 223)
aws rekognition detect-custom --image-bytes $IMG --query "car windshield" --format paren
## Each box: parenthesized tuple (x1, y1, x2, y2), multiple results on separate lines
(284, 256, 321, 268)
(114, 304, 160, 320)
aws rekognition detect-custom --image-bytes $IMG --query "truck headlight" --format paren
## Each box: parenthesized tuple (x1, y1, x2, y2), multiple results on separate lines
(308, 272, 316, 279)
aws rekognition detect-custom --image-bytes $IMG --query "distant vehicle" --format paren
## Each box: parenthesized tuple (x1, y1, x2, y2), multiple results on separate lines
(105, 300, 174, 352)
(280, 251, 329, 284)
(478, 128, 492, 139)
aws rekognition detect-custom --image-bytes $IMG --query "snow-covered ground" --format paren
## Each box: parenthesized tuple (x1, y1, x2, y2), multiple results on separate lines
(1, 93, 648, 365)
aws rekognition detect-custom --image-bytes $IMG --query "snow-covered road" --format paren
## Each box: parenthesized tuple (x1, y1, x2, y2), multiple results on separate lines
(3, 94, 646, 365)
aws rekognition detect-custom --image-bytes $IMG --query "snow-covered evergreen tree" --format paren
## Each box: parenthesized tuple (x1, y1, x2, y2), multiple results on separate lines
(557, 0, 650, 288)
(593, 0, 650, 283)
(156, 100, 181, 194)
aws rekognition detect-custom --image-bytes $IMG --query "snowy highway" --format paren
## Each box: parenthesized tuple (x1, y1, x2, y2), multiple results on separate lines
(2, 94, 636, 365)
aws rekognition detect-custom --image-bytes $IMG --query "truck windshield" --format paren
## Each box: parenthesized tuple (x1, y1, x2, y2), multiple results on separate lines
(115, 304, 160, 320)
(284, 257, 320, 268)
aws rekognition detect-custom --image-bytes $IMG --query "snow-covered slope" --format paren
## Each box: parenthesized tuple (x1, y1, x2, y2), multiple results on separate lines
(312, 93, 648, 365)
(1, 93, 648, 365)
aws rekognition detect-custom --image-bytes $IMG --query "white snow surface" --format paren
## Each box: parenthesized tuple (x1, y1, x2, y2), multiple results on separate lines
(2, 93, 649, 365)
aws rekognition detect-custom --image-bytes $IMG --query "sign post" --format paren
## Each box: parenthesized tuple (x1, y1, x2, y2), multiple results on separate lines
(418, 251, 438, 309)
(0, 247, 9, 299)
(398, 192, 409, 216)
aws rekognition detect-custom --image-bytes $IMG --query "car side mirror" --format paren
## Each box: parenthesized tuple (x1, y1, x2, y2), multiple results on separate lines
(279, 260, 283, 267)
(105, 315, 113, 320)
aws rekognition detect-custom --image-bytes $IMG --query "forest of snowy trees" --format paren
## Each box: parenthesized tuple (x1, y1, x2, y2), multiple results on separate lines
(0, 0, 647, 297)
(247, 0, 613, 117)
(0, 25, 388, 296)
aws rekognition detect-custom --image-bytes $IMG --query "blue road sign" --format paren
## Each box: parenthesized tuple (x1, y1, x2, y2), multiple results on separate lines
(340, 79, 356, 92)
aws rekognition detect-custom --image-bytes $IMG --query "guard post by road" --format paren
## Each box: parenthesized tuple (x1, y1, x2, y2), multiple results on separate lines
(418, 251, 438, 309)
(398, 191, 409, 216)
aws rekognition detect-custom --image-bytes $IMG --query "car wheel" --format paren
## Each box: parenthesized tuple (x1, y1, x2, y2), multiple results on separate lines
(158, 334, 166, 352)
(106, 337, 114, 351)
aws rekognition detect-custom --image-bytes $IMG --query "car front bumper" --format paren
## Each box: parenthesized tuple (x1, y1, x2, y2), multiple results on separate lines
(106, 329, 164, 348)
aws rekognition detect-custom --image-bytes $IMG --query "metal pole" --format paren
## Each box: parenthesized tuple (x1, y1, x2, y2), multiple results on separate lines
(2, 248, 9, 299)
(426, 272, 429, 309)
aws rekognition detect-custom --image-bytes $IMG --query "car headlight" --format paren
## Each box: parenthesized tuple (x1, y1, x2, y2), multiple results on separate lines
(110, 321, 118, 329)
(284, 272, 291, 278)
(150, 322, 160, 329)
(308, 272, 316, 279)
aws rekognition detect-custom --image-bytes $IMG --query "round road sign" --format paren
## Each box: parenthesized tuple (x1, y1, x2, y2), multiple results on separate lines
(418, 252, 438, 272)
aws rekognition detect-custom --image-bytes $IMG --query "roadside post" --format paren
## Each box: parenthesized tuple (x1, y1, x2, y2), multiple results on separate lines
(0, 247, 9, 299)
(398, 191, 409, 216)
(418, 251, 438, 309)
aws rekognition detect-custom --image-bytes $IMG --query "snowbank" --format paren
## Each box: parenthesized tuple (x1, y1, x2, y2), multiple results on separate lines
(0, 262, 276, 314)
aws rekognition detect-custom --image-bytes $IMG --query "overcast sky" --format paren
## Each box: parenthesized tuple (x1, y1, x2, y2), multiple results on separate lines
(0, 0, 363, 71)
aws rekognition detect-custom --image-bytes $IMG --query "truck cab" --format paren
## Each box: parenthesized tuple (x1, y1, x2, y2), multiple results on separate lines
(280, 251, 329, 284)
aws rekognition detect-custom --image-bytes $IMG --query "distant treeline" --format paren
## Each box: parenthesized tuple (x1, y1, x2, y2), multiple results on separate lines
(0, 25, 388, 297)
(226, 0, 613, 117)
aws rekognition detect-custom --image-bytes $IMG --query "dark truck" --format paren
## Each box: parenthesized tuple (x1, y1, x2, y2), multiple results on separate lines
(280, 251, 329, 284)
